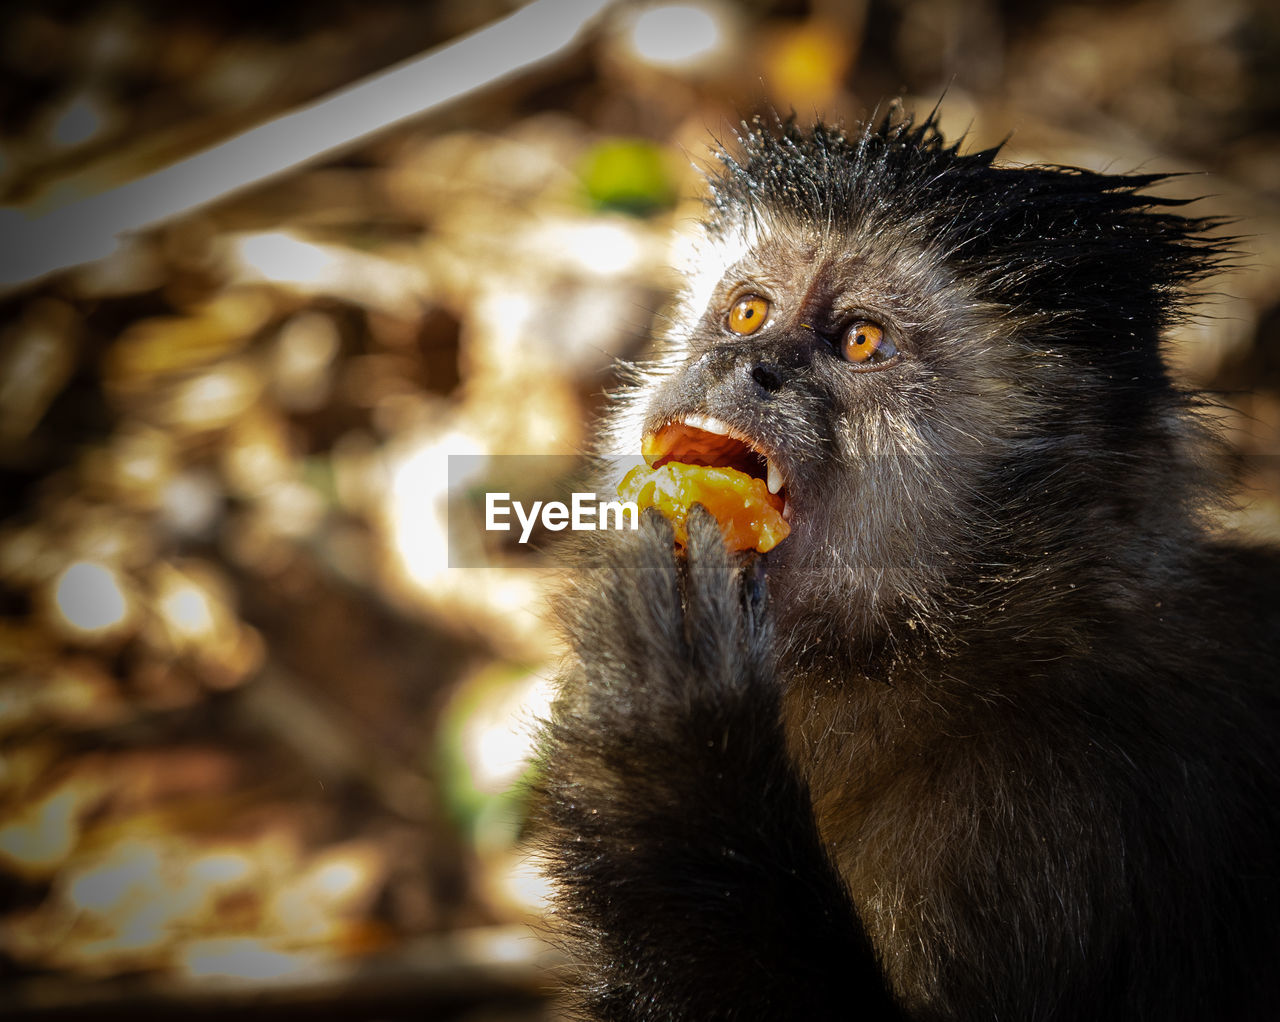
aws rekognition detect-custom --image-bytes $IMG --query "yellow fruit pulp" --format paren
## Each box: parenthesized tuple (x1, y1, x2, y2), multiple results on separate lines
(618, 461, 790, 553)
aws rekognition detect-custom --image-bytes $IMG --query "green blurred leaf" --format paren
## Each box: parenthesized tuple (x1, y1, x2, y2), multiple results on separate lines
(580, 138, 677, 215)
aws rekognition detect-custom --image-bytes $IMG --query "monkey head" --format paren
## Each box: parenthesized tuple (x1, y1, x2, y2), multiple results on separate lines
(598, 113, 1231, 664)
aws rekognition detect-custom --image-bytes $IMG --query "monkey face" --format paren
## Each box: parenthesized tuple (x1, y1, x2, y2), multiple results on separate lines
(609, 218, 1036, 652)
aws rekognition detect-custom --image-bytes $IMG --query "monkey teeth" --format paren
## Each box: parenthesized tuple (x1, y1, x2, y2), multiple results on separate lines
(680, 413, 735, 441)
(766, 458, 784, 495)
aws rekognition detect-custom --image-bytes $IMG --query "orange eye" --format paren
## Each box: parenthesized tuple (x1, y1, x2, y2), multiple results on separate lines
(727, 295, 769, 335)
(841, 321, 896, 365)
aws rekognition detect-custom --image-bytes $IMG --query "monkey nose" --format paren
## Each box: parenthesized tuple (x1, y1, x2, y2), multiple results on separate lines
(751, 363, 784, 393)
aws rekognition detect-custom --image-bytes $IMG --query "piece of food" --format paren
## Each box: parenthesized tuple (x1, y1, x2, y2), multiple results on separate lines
(618, 461, 790, 553)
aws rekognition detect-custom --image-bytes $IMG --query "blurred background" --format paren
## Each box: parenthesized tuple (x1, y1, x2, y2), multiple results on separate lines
(0, 0, 1277, 1017)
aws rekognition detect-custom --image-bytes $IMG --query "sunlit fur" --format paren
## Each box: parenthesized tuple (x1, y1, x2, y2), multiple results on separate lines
(534, 111, 1280, 1021)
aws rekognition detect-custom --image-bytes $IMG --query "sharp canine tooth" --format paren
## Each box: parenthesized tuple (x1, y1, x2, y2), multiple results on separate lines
(767, 458, 783, 494)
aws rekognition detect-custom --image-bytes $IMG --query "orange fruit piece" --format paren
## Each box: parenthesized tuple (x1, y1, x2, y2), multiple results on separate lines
(618, 462, 790, 553)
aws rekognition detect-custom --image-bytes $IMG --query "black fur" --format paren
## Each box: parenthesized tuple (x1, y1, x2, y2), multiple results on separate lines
(531, 111, 1280, 1021)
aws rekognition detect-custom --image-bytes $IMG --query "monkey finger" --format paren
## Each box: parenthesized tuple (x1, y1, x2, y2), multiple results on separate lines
(682, 505, 755, 686)
(741, 552, 772, 647)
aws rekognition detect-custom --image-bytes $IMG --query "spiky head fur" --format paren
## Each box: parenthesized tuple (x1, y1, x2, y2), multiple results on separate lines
(708, 113, 1230, 357)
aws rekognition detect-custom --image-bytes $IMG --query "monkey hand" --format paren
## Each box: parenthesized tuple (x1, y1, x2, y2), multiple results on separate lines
(533, 506, 901, 1021)
(559, 503, 773, 732)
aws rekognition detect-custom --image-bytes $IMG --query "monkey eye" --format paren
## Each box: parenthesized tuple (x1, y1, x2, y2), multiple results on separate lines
(841, 320, 897, 365)
(727, 295, 770, 335)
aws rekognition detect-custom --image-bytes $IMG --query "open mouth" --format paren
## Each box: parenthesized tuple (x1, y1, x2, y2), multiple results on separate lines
(642, 413, 791, 522)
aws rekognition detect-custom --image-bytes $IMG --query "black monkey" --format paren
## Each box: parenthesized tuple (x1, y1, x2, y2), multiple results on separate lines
(532, 112, 1280, 1021)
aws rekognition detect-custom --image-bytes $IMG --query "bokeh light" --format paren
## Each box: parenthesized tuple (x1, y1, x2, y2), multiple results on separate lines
(52, 561, 131, 638)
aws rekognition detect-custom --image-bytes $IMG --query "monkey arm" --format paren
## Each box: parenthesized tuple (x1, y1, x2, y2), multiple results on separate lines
(533, 509, 902, 1021)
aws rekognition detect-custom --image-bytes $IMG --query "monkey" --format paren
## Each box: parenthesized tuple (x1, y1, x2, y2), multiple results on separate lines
(530, 111, 1280, 1021)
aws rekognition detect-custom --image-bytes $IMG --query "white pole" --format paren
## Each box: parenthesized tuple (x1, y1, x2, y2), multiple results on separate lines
(0, 0, 615, 291)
